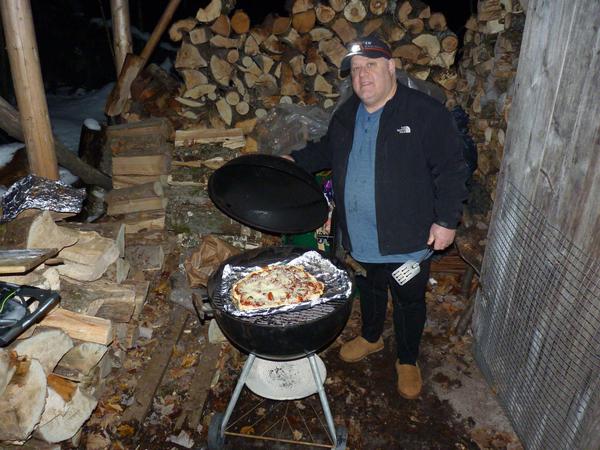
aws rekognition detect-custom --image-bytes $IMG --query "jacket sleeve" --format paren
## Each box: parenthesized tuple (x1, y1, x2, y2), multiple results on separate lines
(423, 105, 469, 229)
(289, 124, 335, 174)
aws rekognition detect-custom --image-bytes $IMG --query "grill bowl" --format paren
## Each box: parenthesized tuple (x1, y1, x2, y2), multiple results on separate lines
(208, 247, 354, 361)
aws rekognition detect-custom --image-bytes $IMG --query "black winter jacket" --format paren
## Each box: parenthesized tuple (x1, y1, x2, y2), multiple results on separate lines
(291, 82, 468, 255)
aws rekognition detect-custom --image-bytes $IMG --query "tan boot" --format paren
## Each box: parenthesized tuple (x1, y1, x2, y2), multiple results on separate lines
(395, 361, 422, 399)
(339, 336, 384, 362)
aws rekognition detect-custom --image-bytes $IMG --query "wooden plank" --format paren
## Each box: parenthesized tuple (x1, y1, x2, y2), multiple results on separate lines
(0, 248, 57, 274)
(122, 306, 188, 423)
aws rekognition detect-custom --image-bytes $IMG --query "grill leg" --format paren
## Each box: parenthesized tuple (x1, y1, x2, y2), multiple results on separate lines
(219, 353, 256, 438)
(308, 354, 337, 444)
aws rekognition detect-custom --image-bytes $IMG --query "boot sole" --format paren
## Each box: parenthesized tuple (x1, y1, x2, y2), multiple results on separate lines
(339, 344, 384, 363)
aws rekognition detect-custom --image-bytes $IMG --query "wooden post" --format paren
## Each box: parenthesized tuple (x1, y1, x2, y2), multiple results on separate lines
(0, 0, 58, 180)
(110, 0, 132, 76)
(140, 0, 182, 62)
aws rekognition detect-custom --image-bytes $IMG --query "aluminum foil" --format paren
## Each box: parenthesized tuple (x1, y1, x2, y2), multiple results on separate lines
(220, 250, 353, 317)
(1, 175, 86, 222)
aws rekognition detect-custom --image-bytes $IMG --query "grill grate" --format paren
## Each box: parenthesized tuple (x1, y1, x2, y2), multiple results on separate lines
(212, 289, 348, 327)
(473, 182, 600, 450)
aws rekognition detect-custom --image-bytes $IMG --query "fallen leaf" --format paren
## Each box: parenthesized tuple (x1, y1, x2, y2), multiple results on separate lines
(181, 353, 198, 368)
(240, 425, 255, 435)
(117, 424, 135, 437)
(292, 430, 303, 441)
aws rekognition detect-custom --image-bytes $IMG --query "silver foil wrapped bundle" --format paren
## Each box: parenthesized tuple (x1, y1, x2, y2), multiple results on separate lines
(220, 250, 353, 317)
(1, 175, 86, 222)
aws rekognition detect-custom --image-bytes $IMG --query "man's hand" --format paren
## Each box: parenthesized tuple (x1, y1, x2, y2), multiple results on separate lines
(427, 223, 456, 251)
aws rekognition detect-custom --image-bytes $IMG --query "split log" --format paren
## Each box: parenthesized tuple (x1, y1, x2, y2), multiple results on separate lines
(0, 351, 17, 398)
(412, 33, 441, 58)
(196, 0, 222, 23)
(121, 210, 166, 234)
(256, 54, 275, 73)
(106, 181, 165, 209)
(105, 53, 146, 116)
(280, 63, 304, 96)
(123, 279, 150, 319)
(272, 16, 291, 35)
(185, 83, 217, 99)
(210, 55, 234, 86)
(107, 195, 167, 216)
(329, 0, 347, 13)
(112, 174, 168, 189)
(369, 0, 388, 16)
(56, 230, 120, 282)
(112, 151, 171, 176)
(289, 55, 305, 76)
(61, 222, 125, 258)
(189, 26, 211, 45)
(169, 18, 197, 42)
(428, 12, 447, 31)
(404, 18, 425, 35)
(262, 34, 286, 54)
(309, 27, 334, 41)
(174, 127, 245, 147)
(331, 17, 357, 44)
(226, 48, 240, 63)
(432, 68, 458, 90)
(396, 1, 412, 23)
(292, 0, 314, 14)
(231, 10, 250, 34)
(344, 0, 367, 23)
(393, 43, 423, 63)
(35, 375, 97, 444)
(319, 38, 347, 67)
(41, 308, 113, 345)
(384, 23, 406, 42)
(11, 329, 73, 374)
(215, 98, 233, 125)
(292, 10, 316, 34)
(0, 266, 60, 292)
(314, 74, 333, 94)
(315, 4, 336, 24)
(362, 18, 384, 37)
(59, 277, 137, 323)
(175, 40, 207, 69)
(210, 14, 231, 37)
(0, 358, 46, 444)
(0, 210, 78, 251)
(104, 257, 131, 283)
(55, 342, 109, 382)
(105, 117, 172, 149)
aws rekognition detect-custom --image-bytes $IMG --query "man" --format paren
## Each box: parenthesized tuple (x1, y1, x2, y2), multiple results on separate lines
(287, 36, 468, 399)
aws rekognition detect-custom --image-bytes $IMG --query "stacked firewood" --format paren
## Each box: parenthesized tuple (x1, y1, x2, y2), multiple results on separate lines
(0, 206, 161, 445)
(167, 0, 460, 130)
(454, 0, 526, 201)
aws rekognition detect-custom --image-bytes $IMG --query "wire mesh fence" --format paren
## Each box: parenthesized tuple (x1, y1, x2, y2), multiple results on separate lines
(473, 182, 600, 450)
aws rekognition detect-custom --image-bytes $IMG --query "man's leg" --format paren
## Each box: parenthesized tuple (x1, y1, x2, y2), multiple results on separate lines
(339, 263, 387, 362)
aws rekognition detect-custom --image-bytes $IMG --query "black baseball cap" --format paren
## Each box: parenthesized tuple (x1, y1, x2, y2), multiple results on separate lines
(340, 36, 392, 72)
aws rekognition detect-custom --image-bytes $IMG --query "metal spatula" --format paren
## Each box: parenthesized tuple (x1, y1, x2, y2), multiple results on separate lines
(392, 248, 434, 286)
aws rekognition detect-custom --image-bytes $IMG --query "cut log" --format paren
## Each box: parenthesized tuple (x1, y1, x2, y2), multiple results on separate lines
(292, 0, 314, 14)
(369, 0, 388, 15)
(384, 23, 406, 42)
(306, 47, 329, 75)
(105, 117, 172, 146)
(319, 38, 347, 67)
(256, 54, 275, 74)
(105, 53, 146, 117)
(243, 34, 259, 55)
(393, 43, 423, 63)
(440, 30, 459, 52)
(0, 350, 17, 398)
(35, 378, 96, 444)
(210, 14, 231, 37)
(175, 40, 207, 70)
(55, 342, 109, 383)
(196, 0, 222, 23)
(185, 83, 217, 99)
(428, 12, 447, 31)
(272, 16, 291, 35)
(125, 244, 165, 272)
(405, 18, 425, 35)
(210, 55, 234, 86)
(362, 18, 383, 37)
(189, 26, 211, 45)
(231, 9, 250, 34)
(331, 17, 357, 44)
(226, 48, 240, 63)
(0, 249, 57, 275)
(210, 35, 239, 48)
(0, 266, 60, 292)
(112, 152, 171, 176)
(315, 4, 335, 24)
(396, 0, 412, 22)
(121, 210, 166, 234)
(174, 127, 244, 147)
(314, 74, 333, 94)
(225, 91, 241, 106)
(41, 308, 113, 345)
(59, 277, 136, 323)
(0, 358, 46, 444)
(309, 27, 334, 41)
(261, 34, 286, 54)
(56, 231, 120, 282)
(0, 210, 78, 251)
(61, 222, 126, 258)
(412, 33, 441, 58)
(280, 63, 304, 96)
(419, 5, 431, 18)
(11, 329, 73, 374)
(169, 18, 197, 42)
(215, 98, 233, 125)
(344, 0, 367, 22)
(432, 68, 458, 90)
(250, 27, 270, 45)
(292, 10, 316, 34)
(329, 0, 347, 12)
(289, 55, 305, 76)
(235, 101, 250, 115)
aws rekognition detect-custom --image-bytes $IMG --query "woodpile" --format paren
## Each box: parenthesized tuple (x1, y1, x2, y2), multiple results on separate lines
(162, 0, 461, 132)
(454, 0, 525, 202)
(0, 206, 158, 445)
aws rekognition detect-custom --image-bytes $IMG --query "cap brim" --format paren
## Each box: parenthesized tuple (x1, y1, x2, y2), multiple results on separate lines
(340, 51, 362, 71)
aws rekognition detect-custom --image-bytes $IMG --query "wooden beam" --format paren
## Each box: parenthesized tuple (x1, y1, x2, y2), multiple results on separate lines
(0, 0, 58, 180)
(110, 0, 133, 75)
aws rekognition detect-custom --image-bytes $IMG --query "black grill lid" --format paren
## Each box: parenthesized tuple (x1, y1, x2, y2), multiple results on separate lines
(208, 154, 328, 234)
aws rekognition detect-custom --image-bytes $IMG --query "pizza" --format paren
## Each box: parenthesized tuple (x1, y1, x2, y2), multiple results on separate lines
(231, 264, 325, 312)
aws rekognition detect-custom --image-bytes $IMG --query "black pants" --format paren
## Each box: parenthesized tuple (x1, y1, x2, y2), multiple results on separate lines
(356, 259, 431, 365)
